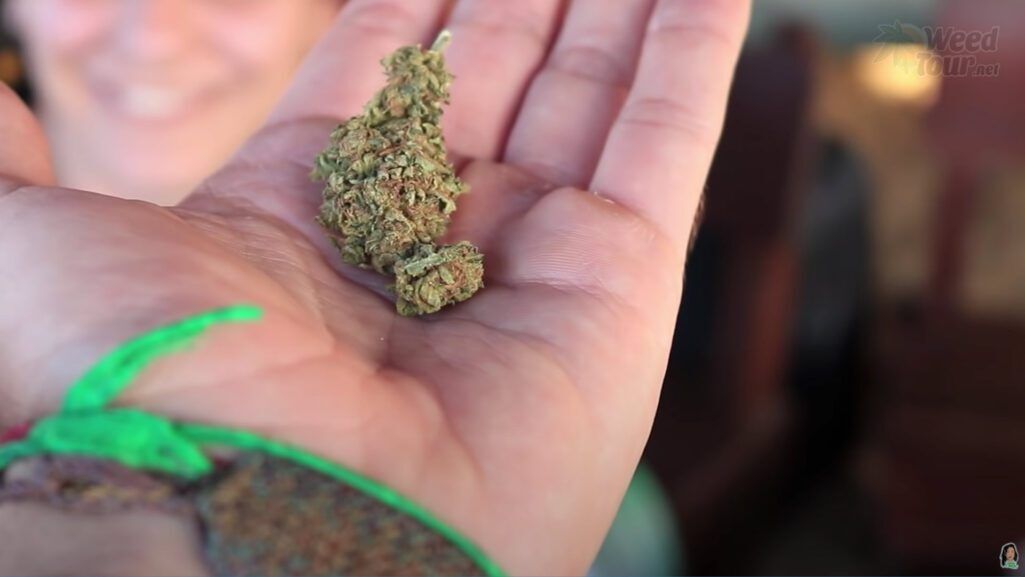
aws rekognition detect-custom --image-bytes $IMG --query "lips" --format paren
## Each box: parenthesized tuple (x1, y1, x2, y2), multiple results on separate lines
(120, 84, 193, 118)
(89, 76, 217, 124)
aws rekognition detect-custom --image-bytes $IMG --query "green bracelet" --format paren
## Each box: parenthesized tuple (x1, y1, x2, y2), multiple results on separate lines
(0, 305, 503, 577)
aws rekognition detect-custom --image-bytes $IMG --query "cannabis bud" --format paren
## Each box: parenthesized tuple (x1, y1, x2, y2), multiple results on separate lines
(312, 31, 484, 316)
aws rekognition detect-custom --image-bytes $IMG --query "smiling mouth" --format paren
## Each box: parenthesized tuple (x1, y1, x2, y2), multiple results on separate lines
(91, 79, 217, 124)
(121, 85, 192, 118)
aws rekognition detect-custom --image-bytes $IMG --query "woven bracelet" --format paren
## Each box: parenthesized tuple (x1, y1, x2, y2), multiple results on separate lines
(0, 305, 503, 576)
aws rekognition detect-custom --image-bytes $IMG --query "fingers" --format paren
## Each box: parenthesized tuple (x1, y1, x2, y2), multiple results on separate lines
(503, 0, 656, 188)
(187, 0, 567, 248)
(0, 83, 54, 193)
(591, 0, 750, 249)
(268, 0, 450, 125)
(185, 0, 450, 238)
(441, 0, 566, 160)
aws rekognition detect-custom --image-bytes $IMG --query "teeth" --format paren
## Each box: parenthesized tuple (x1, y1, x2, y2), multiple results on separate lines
(120, 86, 188, 118)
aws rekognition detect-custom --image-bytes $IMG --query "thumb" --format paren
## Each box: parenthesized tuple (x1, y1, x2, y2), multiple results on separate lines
(0, 82, 54, 192)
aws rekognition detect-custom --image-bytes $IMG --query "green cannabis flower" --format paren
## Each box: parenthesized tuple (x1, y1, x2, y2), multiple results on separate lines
(312, 31, 484, 316)
(394, 241, 485, 316)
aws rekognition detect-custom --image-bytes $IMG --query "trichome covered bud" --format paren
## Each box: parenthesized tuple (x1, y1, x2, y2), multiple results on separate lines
(312, 31, 484, 316)
(395, 241, 485, 316)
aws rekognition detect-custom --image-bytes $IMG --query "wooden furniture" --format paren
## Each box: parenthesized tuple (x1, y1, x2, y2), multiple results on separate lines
(643, 29, 816, 574)
(861, 2, 1025, 572)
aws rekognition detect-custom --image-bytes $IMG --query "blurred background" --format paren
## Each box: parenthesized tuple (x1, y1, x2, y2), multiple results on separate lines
(634, 0, 1023, 574)
(2, 0, 1023, 574)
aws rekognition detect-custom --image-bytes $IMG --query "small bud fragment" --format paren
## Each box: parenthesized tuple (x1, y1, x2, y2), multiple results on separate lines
(312, 31, 484, 316)
(395, 242, 484, 317)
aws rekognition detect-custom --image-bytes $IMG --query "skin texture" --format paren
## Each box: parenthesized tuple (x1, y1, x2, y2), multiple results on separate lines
(0, 0, 750, 574)
(0, 504, 209, 576)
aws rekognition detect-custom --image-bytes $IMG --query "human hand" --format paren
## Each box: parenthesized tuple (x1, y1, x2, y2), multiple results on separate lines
(0, 0, 749, 573)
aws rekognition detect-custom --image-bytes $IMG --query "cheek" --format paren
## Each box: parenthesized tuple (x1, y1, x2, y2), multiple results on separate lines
(199, 3, 337, 82)
(20, 0, 115, 54)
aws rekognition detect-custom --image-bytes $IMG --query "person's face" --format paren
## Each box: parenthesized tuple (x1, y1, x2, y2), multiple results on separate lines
(1008, 547, 1017, 560)
(7, 0, 341, 202)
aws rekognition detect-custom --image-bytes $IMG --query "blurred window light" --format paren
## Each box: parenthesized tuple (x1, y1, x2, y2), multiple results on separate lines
(853, 43, 941, 107)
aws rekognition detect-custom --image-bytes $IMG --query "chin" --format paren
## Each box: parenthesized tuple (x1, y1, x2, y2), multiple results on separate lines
(100, 153, 207, 203)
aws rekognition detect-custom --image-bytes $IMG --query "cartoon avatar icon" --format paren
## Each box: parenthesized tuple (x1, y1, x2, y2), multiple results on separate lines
(1001, 542, 1020, 570)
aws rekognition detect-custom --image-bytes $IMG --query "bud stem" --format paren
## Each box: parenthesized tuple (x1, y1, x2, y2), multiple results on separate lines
(432, 30, 453, 53)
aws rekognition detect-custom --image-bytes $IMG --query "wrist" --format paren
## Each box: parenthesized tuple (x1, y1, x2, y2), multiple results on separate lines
(1, 299, 240, 428)
(0, 305, 504, 576)
(0, 501, 207, 575)
(3, 302, 321, 429)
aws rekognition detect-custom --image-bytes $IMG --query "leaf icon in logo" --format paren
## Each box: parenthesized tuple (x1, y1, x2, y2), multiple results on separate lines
(874, 20, 929, 63)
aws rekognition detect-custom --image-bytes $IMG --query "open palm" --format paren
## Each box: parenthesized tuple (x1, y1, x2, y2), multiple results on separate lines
(0, 0, 749, 574)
